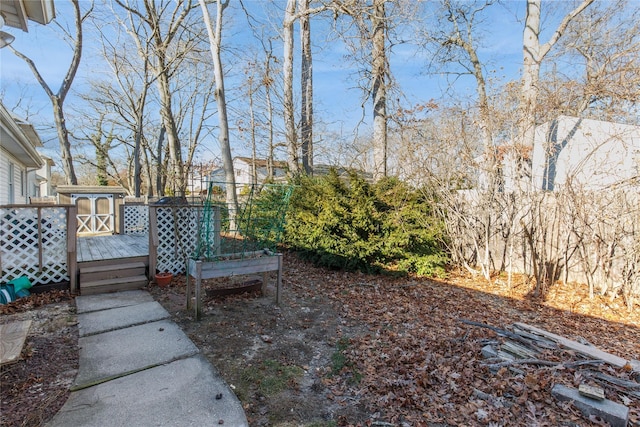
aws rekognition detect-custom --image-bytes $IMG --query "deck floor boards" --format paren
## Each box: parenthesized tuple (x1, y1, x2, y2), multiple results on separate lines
(78, 234, 149, 263)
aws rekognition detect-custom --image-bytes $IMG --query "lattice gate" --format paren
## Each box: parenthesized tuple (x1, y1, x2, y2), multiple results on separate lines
(149, 206, 202, 275)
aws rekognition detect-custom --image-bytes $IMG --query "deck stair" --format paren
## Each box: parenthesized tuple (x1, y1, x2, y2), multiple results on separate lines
(77, 234, 150, 295)
(79, 260, 148, 295)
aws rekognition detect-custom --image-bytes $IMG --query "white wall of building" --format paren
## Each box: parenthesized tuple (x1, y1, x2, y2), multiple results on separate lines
(0, 148, 28, 204)
(531, 116, 640, 191)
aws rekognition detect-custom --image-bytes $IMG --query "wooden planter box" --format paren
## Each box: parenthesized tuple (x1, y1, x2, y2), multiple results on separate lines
(186, 253, 283, 320)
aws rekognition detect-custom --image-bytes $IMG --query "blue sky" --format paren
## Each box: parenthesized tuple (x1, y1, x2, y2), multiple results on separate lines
(0, 0, 529, 167)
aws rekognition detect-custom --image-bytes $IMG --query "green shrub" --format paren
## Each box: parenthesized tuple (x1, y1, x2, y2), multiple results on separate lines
(284, 171, 448, 276)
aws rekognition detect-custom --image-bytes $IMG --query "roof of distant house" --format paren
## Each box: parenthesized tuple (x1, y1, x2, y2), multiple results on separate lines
(234, 157, 289, 169)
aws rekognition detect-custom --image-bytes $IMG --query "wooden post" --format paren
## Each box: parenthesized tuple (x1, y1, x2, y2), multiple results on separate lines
(37, 207, 43, 272)
(118, 204, 125, 234)
(262, 272, 268, 295)
(195, 260, 203, 321)
(213, 205, 221, 255)
(186, 259, 192, 310)
(148, 206, 158, 277)
(67, 206, 78, 293)
(276, 253, 283, 305)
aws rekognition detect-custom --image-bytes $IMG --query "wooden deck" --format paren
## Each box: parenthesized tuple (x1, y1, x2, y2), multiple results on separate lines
(77, 234, 149, 263)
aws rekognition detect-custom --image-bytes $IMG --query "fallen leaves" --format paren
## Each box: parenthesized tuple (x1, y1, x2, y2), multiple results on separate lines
(0, 290, 74, 315)
(284, 253, 640, 426)
(0, 297, 78, 427)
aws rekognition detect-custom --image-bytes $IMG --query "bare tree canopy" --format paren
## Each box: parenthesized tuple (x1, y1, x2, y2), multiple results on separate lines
(9, 0, 92, 185)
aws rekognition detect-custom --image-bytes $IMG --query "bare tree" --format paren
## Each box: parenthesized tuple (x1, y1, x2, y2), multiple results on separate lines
(540, 0, 640, 123)
(113, 0, 199, 196)
(440, 1, 494, 158)
(236, 3, 283, 179)
(95, 13, 156, 196)
(328, 0, 416, 181)
(370, 0, 387, 181)
(518, 0, 594, 150)
(283, 0, 300, 175)
(200, 0, 238, 227)
(282, 0, 334, 176)
(9, 0, 92, 185)
(299, 0, 313, 175)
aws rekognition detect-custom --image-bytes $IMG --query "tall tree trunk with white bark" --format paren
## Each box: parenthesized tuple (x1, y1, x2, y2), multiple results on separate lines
(372, 0, 387, 181)
(200, 0, 238, 228)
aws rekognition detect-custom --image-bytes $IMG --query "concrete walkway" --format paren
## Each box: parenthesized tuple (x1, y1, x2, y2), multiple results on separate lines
(47, 290, 248, 427)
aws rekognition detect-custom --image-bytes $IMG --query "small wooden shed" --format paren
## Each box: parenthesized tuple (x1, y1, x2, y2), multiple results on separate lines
(56, 185, 127, 235)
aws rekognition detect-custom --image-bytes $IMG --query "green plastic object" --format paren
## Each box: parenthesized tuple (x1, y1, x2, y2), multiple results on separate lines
(0, 277, 33, 304)
(0, 284, 17, 304)
(8, 276, 32, 293)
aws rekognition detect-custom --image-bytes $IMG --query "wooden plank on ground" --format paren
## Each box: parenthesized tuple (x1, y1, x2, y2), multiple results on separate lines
(0, 320, 32, 366)
(514, 322, 630, 368)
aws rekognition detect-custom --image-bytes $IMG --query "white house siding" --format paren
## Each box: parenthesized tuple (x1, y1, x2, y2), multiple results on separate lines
(232, 157, 288, 187)
(0, 148, 28, 205)
(0, 150, 9, 205)
(531, 116, 640, 191)
(36, 156, 53, 197)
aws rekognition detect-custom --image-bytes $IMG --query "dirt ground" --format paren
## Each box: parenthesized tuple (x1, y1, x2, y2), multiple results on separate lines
(149, 252, 640, 426)
(148, 266, 364, 425)
(0, 292, 78, 427)
(2, 251, 640, 426)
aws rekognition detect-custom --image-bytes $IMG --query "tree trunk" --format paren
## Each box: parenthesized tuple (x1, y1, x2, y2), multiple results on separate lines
(156, 66, 185, 196)
(519, 0, 595, 149)
(200, 0, 238, 228)
(156, 125, 166, 196)
(133, 95, 146, 197)
(132, 79, 149, 197)
(283, 0, 300, 176)
(9, 0, 87, 185)
(248, 76, 258, 185)
(51, 97, 79, 185)
(142, 146, 154, 197)
(265, 42, 275, 179)
(371, 0, 387, 182)
(519, 0, 542, 150)
(299, 0, 313, 175)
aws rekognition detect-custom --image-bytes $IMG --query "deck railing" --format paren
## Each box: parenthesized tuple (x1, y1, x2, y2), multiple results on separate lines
(0, 205, 78, 292)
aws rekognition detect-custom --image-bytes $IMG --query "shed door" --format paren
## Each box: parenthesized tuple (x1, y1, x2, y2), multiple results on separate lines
(72, 194, 114, 235)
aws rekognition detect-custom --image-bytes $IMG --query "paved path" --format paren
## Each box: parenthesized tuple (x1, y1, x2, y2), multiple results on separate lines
(47, 290, 248, 427)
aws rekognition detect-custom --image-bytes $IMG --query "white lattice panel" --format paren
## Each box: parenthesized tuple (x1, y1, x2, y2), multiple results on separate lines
(156, 207, 201, 274)
(123, 205, 149, 234)
(0, 207, 70, 285)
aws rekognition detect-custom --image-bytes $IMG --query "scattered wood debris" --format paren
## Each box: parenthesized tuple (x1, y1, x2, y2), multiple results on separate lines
(463, 319, 640, 426)
(579, 383, 605, 400)
(514, 322, 633, 369)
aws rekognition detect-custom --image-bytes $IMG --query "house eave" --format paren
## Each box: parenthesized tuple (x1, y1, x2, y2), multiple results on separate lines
(0, 0, 56, 32)
(0, 103, 44, 168)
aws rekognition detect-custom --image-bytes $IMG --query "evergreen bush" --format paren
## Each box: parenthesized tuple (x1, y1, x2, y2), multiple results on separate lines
(284, 170, 448, 276)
